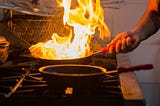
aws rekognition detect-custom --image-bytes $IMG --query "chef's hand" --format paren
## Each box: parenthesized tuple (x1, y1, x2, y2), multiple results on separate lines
(106, 31, 141, 54)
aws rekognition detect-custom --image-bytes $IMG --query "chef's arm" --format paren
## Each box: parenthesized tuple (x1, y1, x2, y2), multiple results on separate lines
(130, 0, 160, 42)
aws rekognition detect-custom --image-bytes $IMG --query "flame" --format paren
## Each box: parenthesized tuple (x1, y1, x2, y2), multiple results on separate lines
(29, 0, 110, 60)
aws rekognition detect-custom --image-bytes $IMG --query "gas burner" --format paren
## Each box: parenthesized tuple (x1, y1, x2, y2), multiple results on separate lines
(0, 55, 124, 106)
(0, 65, 121, 97)
(0, 65, 47, 98)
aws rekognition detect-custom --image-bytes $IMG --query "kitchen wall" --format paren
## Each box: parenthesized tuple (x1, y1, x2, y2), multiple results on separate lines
(103, 0, 160, 106)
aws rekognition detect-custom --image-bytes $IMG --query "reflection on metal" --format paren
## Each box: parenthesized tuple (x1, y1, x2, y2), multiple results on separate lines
(65, 87, 73, 95)
(0, 0, 61, 17)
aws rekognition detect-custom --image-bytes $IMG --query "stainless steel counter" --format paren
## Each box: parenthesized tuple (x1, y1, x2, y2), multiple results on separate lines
(116, 54, 145, 106)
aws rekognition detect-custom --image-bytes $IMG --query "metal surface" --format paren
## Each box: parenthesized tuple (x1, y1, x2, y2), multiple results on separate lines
(39, 64, 153, 76)
(0, 22, 31, 49)
(38, 63, 153, 95)
(0, 36, 9, 64)
(0, 55, 124, 106)
(35, 55, 92, 65)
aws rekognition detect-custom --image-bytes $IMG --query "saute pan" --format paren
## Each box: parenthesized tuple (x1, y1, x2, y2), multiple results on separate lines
(39, 64, 153, 94)
(30, 47, 109, 65)
(33, 38, 136, 65)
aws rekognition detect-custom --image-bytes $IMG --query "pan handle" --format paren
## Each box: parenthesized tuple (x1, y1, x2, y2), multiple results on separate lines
(117, 64, 153, 73)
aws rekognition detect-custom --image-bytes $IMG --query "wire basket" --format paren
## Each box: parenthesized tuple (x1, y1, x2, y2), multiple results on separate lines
(12, 13, 71, 45)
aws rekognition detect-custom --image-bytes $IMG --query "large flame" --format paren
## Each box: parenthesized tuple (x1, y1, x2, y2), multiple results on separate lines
(29, 0, 110, 60)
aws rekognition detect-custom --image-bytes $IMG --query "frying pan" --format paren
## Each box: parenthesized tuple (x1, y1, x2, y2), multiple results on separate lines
(33, 37, 136, 65)
(28, 47, 109, 66)
(36, 54, 103, 66)
(35, 54, 93, 65)
(39, 64, 153, 94)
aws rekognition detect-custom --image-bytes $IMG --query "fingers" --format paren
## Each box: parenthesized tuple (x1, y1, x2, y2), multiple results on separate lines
(126, 37, 132, 46)
(121, 38, 126, 51)
(115, 40, 122, 53)
(107, 32, 136, 54)
(108, 45, 115, 54)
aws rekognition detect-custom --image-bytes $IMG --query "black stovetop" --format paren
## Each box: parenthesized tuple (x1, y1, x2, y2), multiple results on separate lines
(0, 54, 124, 106)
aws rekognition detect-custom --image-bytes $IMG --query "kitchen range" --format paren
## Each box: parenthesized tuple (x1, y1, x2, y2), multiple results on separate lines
(0, 0, 152, 106)
(0, 52, 123, 106)
(0, 49, 152, 106)
(0, 48, 152, 106)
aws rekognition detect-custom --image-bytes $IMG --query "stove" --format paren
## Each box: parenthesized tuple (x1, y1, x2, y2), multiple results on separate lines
(0, 53, 124, 106)
(0, 14, 145, 106)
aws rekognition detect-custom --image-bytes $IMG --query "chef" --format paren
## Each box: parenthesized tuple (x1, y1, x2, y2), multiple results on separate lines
(106, 0, 160, 54)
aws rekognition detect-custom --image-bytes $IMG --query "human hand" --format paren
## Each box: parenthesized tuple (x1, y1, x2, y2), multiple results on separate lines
(105, 31, 141, 54)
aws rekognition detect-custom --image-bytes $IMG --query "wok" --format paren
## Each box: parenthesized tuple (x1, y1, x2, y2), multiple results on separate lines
(39, 64, 153, 95)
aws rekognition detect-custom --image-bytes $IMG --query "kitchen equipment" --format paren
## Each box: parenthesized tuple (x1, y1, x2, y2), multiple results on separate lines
(35, 55, 93, 65)
(0, 36, 9, 64)
(0, 51, 147, 106)
(0, 0, 59, 17)
(39, 64, 153, 94)
(0, 23, 31, 50)
(30, 36, 136, 66)
(23, 47, 107, 65)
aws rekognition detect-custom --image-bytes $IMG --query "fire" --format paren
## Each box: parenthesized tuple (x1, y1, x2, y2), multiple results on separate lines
(29, 0, 110, 60)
